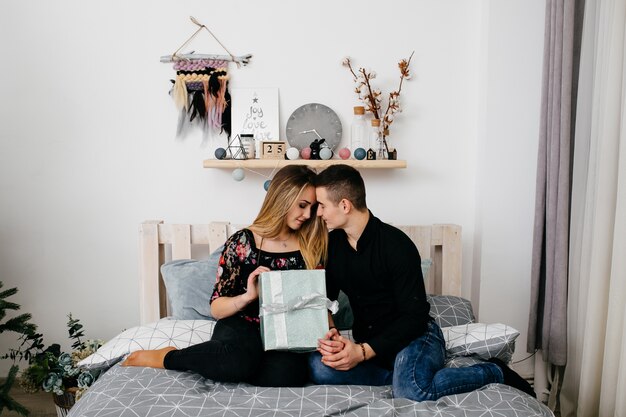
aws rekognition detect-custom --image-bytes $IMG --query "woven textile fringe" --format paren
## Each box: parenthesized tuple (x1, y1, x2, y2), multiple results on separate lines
(169, 63, 231, 139)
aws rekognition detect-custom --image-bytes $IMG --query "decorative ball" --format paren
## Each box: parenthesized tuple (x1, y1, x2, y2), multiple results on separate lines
(214, 147, 227, 160)
(263, 179, 271, 191)
(286, 147, 300, 160)
(338, 147, 351, 160)
(300, 147, 311, 160)
(319, 148, 333, 160)
(232, 168, 245, 181)
(354, 148, 367, 160)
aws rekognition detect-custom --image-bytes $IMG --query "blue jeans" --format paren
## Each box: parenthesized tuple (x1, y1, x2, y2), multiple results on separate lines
(308, 320, 504, 401)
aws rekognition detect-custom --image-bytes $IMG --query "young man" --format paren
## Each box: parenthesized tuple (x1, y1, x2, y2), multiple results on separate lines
(309, 164, 534, 401)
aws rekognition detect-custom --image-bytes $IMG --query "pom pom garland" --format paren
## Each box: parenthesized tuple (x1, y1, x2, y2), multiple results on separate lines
(286, 147, 300, 160)
(354, 148, 366, 160)
(214, 148, 227, 159)
(232, 168, 245, 181)
(338, 148, 351, 160)
(319, 148, 333, 160)
(300, 147, 312, 160)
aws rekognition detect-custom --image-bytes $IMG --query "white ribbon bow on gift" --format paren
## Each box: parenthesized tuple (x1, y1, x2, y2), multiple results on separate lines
(260, 292, 339, 316)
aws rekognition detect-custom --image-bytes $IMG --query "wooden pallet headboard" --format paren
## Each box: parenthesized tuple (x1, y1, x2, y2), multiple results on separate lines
(138, 221, 462, 324)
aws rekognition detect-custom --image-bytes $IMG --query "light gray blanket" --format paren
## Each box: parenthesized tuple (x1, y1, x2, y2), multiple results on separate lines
(68, 365, 553, 417)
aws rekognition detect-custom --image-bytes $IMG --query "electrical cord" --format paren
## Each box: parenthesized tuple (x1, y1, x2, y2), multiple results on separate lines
(511, 349, 539, 365)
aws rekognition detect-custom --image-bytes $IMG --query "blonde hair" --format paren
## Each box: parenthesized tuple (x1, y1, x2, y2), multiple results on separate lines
(248, 165, 328, 268)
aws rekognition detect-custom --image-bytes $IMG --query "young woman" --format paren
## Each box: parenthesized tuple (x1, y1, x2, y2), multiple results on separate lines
(123, 165, 327, 386)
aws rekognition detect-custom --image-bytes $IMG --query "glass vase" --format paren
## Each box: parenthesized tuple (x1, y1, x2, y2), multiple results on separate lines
(384, 135, 397, 160)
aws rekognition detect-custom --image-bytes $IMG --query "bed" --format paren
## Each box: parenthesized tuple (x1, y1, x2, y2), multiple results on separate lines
(69, 221, 553, 417)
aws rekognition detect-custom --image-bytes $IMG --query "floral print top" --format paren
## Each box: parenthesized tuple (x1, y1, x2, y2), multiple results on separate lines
(210, 228, 306, 324)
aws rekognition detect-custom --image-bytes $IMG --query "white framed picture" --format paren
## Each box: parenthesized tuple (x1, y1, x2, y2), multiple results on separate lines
(230, 87, 280, 143)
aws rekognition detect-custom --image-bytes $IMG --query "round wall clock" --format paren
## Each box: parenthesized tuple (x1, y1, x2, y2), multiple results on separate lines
(285, 103, 343, 150)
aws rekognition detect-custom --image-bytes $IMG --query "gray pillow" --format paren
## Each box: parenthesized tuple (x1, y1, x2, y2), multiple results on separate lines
(333, 291, 354, 330)
(426, 295, 475, 327)
(161, 246, 223, 320)
(332, 259, 433, 330)
(442, 323, 519, 363)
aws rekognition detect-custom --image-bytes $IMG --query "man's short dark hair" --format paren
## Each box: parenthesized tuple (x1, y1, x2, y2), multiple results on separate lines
(314, 164, 367, 210)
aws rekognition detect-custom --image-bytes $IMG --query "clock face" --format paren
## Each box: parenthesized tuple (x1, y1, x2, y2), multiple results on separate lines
(285, 103, 343, 150)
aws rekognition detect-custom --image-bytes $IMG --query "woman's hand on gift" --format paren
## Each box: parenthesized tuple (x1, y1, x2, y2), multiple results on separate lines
(210, 266, 269, 319)
(244, 266, 269, 301)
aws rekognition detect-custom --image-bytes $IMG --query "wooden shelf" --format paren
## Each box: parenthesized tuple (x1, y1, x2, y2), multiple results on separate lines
(203, 159, 407, 169)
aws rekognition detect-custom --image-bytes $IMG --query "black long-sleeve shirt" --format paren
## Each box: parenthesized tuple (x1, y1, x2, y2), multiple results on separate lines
(325, 212, 431, 369)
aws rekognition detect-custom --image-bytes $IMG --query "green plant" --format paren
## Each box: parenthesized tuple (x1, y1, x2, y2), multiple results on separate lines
(18, 314, 103, 400)
(0, 281, 37, 416)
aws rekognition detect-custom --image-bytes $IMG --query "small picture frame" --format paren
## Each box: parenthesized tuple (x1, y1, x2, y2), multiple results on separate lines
(261, 141, 287, 159)
(231, 88, 280, 158)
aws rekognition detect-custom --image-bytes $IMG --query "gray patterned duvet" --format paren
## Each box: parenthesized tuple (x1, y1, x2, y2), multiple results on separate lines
(68, 365, 553, 417)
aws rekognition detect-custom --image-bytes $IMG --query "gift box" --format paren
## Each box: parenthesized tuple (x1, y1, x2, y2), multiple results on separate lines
(259, 269, 338, 351)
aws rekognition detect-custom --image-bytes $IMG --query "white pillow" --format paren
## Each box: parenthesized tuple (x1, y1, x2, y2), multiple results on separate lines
(345, 323, 517, 363)
(442, 323, 519, 363)
(79, 320, 517, 370)
(78, 319, 215, 369)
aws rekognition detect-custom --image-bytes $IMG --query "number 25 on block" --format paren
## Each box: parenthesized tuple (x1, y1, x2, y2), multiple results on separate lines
(261, 141, 286, 159)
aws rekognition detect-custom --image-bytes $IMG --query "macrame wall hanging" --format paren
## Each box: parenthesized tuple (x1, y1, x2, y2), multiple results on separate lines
(160, 17, 252, 141)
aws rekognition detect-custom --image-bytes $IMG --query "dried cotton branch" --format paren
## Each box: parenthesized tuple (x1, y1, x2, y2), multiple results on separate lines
(343, 52, 415, 152)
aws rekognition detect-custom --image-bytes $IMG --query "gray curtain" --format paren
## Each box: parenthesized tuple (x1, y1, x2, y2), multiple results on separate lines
(527, 0, 583, 366)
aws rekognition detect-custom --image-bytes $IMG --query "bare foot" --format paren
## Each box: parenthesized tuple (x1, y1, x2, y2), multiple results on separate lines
(121, 347, 177, 368)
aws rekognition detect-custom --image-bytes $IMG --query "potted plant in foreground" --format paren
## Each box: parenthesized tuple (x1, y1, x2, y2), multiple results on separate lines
(0, 281, 37, 416)
(7, 310, 103, 416)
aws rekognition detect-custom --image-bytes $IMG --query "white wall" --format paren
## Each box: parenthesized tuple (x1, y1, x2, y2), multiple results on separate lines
(0, 1, 544, 378)
(475, 2, 545, 378)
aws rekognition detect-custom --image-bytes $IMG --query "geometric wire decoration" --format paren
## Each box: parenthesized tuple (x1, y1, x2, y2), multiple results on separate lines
(227, 134, 248, 160)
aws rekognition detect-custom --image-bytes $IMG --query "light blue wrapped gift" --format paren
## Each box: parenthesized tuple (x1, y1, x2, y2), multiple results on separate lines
(259, 269, 338, 351)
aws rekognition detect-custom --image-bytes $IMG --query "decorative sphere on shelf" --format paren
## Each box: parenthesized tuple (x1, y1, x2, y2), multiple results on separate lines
(338, 148, 351, 160)
(286, 147, 300, 160)
(319, 148, 333, 160)
(300, 147, 311, 160)
(354, 148, 366, 160)
(232, 168, 245, 181)
(263, 179, 271, 191)
(214, 147, 227, 160)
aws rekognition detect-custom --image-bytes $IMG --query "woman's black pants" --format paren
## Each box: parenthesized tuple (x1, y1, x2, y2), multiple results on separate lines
(163, 315, 308, 386)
